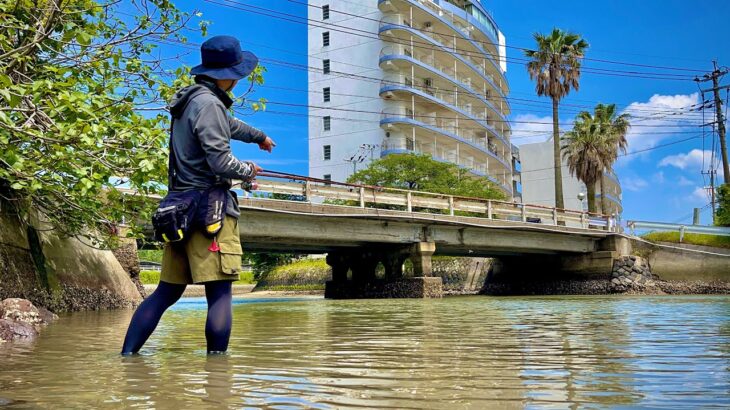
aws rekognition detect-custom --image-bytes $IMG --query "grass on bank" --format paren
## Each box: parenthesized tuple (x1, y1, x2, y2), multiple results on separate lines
(138, 249, 163, 263)
(139, 270, 256, 285)
(256, 284, 326, 291)
(641, 231, 730, 249)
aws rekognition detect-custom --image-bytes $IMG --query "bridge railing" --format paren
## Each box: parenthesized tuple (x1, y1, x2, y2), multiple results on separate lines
(248, 172, 616, 232)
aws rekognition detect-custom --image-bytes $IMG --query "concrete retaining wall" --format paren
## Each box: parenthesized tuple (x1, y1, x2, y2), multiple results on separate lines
(632, 240, 730, 283)
(0, 204, 142, 312)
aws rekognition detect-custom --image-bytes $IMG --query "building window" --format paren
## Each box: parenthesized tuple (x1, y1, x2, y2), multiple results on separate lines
(323, 145, 331, 160)
(323, 174, 331, 186)
(322, 4, 329, 20)
(322, 31, 330, 47)
(323, 59, 330, 74)
(323, 116, 331, 131)
(323, 87, 330, 102)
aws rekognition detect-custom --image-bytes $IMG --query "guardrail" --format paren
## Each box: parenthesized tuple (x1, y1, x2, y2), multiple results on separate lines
(248, 172, 615, 232)
(626, 220, 730, 242)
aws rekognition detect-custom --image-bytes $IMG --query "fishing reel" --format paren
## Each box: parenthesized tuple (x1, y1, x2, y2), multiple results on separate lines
(241, 180, 258, 192)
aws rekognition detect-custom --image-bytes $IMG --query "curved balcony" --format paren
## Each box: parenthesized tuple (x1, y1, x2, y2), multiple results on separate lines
(596, 192, 623, 213)
(379, 45, 508, 125)
(604, 170, 620, 186)
(379, 108, 512, 170)
(379, 80, 510, 148)
(378, 15, 509, 109)
(378, 0, 507, 95)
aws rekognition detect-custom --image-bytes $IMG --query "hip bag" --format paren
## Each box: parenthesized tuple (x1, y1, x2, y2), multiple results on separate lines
(152, 186, 228, 243)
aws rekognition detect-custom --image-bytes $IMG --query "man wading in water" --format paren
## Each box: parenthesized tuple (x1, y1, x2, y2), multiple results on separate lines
(121, 36, 275, 354)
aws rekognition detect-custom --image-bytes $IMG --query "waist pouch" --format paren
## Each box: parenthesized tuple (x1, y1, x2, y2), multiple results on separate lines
(152, 187, 229, 243)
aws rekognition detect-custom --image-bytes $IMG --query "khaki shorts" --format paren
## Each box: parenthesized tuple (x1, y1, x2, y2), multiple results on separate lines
(160, 216, 242, 284)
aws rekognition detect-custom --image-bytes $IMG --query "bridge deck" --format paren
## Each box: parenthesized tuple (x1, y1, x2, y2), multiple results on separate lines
(238, 197, 611, 256)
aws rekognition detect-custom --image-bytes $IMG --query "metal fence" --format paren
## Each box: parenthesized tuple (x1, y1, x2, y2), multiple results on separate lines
(627, 220, 730, 242)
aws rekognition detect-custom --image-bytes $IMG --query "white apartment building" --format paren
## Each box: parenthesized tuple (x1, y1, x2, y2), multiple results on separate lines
(307, 0, 520, 200)
(520, 140, 623, 216)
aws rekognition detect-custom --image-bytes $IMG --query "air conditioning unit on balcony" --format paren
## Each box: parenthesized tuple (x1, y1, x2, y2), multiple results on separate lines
(422, 22, 433, 29)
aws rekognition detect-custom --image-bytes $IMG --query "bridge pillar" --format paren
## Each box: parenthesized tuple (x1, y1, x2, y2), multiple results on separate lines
(409, 242, 436, 277)
(324, 244, 442, 299)
(325, 252, 350, 284)
(381, 248, 410, 280)
(350, 250, 379, 284)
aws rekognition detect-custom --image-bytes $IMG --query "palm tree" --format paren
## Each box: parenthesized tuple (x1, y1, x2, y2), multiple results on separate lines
(525, 28, 589, 210)
(594, 104, 630, 214)
(562, 112, 612, 214)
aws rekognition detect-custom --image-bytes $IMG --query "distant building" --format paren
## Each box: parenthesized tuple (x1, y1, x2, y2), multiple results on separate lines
(307, 0, 520, 200)
(520, 139, 623, 216)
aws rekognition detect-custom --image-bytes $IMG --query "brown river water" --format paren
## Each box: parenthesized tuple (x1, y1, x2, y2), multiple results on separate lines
(0, 295, 728, 409)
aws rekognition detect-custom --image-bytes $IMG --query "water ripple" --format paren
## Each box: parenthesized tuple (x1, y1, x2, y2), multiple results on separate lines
(0, 295, 728, 409)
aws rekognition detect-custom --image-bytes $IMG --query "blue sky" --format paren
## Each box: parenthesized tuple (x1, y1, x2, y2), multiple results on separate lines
(166, 0, 729, 225)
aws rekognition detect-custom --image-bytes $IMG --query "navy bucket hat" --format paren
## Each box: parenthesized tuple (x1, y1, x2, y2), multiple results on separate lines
(190, 35, 259, 80)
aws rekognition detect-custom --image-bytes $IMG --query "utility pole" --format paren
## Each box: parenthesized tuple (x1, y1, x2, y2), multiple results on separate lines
(702, 169, 717, 222)
(696, 61, 730, 184)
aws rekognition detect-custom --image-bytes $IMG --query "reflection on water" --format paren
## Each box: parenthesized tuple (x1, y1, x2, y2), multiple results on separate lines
(0, 296, 728, 408)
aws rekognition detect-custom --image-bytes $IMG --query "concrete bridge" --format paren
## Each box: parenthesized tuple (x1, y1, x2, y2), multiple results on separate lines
(126, 174, 629, 298)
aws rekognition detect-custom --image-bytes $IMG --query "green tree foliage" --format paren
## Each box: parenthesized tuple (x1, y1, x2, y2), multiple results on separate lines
(563, 104, 630, 214)
(593, 104, 630, 213)
(716, 184, 730, 227)
(346, 153, 506, 200)
(562, 113, 611, 213)
(0, 0, 212, 246)
(525, 28, 588, 210)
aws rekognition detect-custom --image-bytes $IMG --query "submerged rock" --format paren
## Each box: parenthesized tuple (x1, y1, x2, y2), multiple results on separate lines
(0, 298, 57, 343)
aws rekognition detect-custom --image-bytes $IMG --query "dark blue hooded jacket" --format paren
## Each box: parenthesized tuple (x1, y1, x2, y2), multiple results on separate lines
(167, 80, 266, 218)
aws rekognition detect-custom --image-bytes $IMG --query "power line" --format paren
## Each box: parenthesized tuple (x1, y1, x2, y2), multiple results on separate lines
(290, 0, 708, 74)
(204, 0, 700, 81)
(151, 36, 707, 118)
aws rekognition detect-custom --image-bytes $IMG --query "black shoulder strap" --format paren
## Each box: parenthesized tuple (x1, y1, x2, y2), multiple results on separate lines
(168, 118, 178, 190)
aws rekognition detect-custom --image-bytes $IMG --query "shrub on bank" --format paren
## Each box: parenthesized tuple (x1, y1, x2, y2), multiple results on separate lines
(642, 231, 730, 249)
(254, 258, 331, 290)
(138, 270, 256, 285)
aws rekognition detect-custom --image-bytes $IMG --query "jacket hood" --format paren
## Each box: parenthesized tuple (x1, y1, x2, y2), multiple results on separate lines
(168, 84, 209, 119)
(168, 79, 234, 119)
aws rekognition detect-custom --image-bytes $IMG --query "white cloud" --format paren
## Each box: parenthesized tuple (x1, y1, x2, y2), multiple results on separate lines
(619, 93, 701, 161)
(677, 176, 694, 186)
(658, 149, 713, 170)
(658, 149, 724, 180)
(623, 176, 649, 192)
(510, 114, 555, 146)
(691, 186, 711, 203)
(652, 171, 665, 184)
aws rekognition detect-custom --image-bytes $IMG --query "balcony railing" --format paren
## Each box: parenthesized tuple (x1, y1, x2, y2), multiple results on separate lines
(380, 77, 510, 147)
(380, 106, 511, 168)
(378, 12, 509, 101)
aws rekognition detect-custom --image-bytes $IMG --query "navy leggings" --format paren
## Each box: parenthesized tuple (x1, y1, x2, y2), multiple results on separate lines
(121, 280, 233, 354)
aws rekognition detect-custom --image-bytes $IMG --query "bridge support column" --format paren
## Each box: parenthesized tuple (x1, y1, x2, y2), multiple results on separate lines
(324, 244, 442, 299)
(410, 242, 436, 277)
(326, 252, 350, 284)
(381, 248, 410, 280)
(350, 250, 379, 284)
